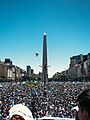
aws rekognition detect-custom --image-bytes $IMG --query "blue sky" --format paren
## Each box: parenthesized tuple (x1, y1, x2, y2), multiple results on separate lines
(0, 0, 90, 77)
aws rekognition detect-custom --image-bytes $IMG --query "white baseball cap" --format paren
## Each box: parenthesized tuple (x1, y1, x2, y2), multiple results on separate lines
(9, 104, 34, 120)
(71, 106, 79, 111)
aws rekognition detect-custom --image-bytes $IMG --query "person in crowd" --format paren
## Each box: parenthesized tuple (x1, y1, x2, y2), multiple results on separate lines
(9, 104, 34, 120)
(77, 89, 90, 120)
(0, 82, 90, 119)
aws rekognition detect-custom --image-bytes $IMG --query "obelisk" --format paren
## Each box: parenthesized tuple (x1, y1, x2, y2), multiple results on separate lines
(42, 32, 48, 86)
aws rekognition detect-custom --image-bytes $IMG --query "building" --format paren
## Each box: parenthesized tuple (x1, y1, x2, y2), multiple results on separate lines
(26, 65, 31, 77)
(31, 69, 34, 75)
(0, 63, 7, 79)
(68, 53, 90, 80)
(0, 59, 24, 81)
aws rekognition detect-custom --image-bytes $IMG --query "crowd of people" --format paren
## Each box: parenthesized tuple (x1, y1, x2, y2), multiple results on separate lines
(0, 81, 90, 120)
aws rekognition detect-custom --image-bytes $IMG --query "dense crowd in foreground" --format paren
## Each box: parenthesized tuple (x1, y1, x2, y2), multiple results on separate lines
(0, 81, 90, 120)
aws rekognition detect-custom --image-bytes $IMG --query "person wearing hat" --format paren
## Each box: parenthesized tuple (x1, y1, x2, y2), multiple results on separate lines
(9, 104, 34, 120)
(77, 89, 90, 120)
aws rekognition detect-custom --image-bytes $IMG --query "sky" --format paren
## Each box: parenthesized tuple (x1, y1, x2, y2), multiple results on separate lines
(0, 0, 90, 77)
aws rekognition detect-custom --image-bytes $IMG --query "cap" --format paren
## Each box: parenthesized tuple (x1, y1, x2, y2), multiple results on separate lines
(9, 104, 34, 120)
(71, 106, 79, 111)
